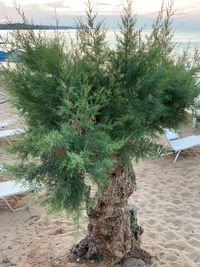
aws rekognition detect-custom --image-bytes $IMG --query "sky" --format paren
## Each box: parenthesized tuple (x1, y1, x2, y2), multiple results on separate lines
(0, 0, 200, 30)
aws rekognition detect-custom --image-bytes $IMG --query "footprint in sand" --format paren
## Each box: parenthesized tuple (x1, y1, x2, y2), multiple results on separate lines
(186, 250, 200, 264)
(189, 233, 200, 240)
(184, 225, 194, 232)
(149, 198, 157, 204)
(171, 199, 181, 205)
(163, 231, 180, 241)
(156, 194, 166, 200)
(170, 218, 184, 227)
(147, 219, 157, 225)
(189, 238, 200, 248)
(181, 192, 191, 197)
(37, 225, 56, 232)
(146, 232, 158, 240)
(53, 220, 67, 226)
(164, 242, 185, 251)
(38, 221, 49, 227)
(166, 254, 178, 262)
(166, 207, 177, 214)
(191, 213, 200, 219)
(175, 209, 190, 216)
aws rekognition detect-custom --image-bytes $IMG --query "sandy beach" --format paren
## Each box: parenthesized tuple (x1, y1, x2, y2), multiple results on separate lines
(1, 86, 200, 267)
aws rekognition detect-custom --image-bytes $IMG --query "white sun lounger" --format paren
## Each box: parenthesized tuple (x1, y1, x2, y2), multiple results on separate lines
(168, 135, 200, 163)
(0, 128, 25, 144)
(0, 121, 9, 128)
(0, 180, 29, 211)
(158, 128, 180, 156)
(164, 128, 180, 140)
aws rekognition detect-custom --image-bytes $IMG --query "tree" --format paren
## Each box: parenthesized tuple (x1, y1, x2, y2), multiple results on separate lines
(2, 1, 200, 266)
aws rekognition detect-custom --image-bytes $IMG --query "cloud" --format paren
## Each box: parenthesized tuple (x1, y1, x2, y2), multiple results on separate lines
(0, 1, 22, 23)
(94, 2, 111, 6)
(0, 0, 199, 29)
(175, 6, 200, 17)
(45, 1, 70, 9)
(0, 1, 6, 8)
(23, 3, 43, 10)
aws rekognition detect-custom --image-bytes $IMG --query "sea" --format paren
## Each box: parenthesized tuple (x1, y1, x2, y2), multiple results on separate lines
(0, 29, 200, 59)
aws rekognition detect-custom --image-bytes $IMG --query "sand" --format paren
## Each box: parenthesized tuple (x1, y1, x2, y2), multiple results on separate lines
(1, 86, 200, 267)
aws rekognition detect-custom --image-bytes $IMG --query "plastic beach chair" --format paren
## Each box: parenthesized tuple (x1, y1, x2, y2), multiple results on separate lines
(166, 134, 200, 163)
(0, 128, 25, 144)
(158, 128, 180, 156)
(0, 121, 9, 128)
(164, 128, 180, 140)
(0, 180, 29, 211)
(0, 92, 7, 104)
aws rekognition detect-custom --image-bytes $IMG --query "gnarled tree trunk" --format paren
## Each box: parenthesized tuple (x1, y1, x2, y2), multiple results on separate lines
(71, 166, 152, 266)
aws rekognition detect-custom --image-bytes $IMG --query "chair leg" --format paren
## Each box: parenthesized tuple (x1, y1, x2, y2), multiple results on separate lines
(146, 138, 153, 148)
(158, 144, 166, 156)
(173, 150, 181, 163)
(5, 137, 12, 145)
(0, 197, 28, 212)
(192, 148, 197, 157)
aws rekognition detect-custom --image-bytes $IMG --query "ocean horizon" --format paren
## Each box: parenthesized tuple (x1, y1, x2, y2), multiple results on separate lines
(0, 28, 200, 57)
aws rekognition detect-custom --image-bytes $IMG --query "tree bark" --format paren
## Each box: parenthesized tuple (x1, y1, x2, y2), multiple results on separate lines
(71, 166, 152, 266)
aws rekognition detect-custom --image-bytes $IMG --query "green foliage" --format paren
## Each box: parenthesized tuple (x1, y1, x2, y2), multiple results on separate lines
(2, 0, 200, 215)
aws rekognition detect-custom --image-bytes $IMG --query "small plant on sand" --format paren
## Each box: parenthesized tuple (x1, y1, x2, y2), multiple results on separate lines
(2, 0, 200, 266)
